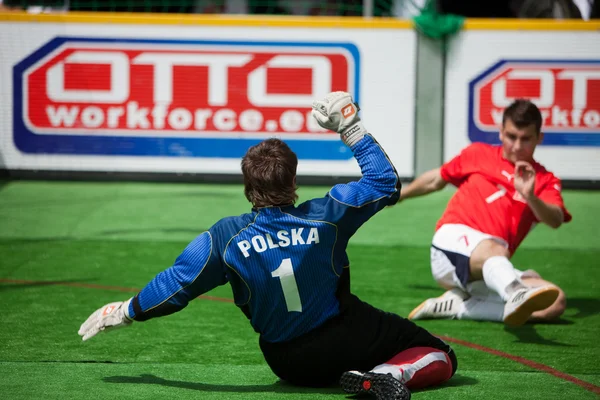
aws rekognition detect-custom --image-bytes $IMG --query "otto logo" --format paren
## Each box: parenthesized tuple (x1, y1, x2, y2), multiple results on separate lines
(14, 38, 360, 160)
(469, 60, 600, 146)
(102, 306, 115, 316)
(341, 104, 355, 118)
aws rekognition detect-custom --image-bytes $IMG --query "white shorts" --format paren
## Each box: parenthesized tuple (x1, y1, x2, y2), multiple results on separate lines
(430, 224, 512, 292)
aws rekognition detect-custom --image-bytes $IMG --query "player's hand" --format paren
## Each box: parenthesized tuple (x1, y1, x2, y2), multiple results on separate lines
(311, 91, 367, 147)
(514, 161, 536, 201)
(78, 298, 133, 341)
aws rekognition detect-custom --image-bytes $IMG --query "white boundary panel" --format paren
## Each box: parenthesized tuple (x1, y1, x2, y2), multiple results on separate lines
(444, 29, 600, 180)
(0, 17, 417, 177)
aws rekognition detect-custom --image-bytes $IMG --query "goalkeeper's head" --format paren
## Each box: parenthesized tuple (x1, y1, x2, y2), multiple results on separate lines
(241, 138, 299, 208)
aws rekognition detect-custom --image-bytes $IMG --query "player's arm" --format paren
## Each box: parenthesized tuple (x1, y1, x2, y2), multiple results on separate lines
(526, 195, 564, 229)
(401, 143, 479, 201)
(308, 92, 400, 235)
(400, 168, 447, 200)
(78, 231, 227, 341)
(514, 161, 569, 229)
(311, 92, 400, 208)
(328, 133, 400, 208)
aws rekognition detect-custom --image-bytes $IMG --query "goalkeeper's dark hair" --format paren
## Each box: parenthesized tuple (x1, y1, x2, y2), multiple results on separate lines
(502, 99, 543, 135)
(241, 138, 298, 208)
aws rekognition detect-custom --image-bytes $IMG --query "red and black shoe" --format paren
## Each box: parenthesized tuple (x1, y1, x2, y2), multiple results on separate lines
(340, 371, 411, 400)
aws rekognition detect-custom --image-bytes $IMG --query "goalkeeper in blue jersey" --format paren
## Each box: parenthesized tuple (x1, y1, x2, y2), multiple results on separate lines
(78, 92, 457, 400)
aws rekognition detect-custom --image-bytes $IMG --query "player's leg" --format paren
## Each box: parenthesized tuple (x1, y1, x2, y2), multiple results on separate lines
(259, 299, 365, 388)
(365, 345, 456, 390)
(411, 240, 564, 323)
(458, 271, 565, 323)
(336, 298, 457, 399)
(455, 280, 504, 321)
(409, 224, 476, 320)
(409, 224, 560, 325)
(340, 303, 457, 399)
(340, 345, 455, 399)
(367, 329, 456, 391)
(470, 240, 560, 326)
(408, 223, 513, 322)
(259, 293, 447, 393)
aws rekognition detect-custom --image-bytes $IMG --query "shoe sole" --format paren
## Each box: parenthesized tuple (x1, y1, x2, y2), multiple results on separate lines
(340, 371, 410, 400)
(503, 287, 560, 327)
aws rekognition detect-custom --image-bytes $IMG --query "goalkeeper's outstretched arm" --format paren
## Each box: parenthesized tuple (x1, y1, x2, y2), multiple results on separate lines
(400, 168, 447, 201)
(78, 231, 226, 341)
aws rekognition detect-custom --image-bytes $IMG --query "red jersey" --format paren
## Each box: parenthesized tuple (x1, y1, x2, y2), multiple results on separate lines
(437, 143, 572, 256)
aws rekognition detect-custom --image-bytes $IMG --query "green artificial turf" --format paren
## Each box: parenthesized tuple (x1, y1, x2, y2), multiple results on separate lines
(0, 181, 598, 399)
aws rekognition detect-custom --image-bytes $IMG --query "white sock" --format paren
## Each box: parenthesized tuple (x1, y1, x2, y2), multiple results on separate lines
(481, 256, 524, 301)
(457, 297, 504, 321)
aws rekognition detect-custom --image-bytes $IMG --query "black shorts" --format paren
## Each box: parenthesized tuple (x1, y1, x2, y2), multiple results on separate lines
(259, 294, 456, 387)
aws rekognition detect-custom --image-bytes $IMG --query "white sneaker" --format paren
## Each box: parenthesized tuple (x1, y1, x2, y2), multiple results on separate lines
(503, 285, 559, 326)
(408, 289, 469, 320)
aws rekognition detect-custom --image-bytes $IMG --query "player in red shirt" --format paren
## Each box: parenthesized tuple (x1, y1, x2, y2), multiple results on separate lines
(401, 99, 571, 326)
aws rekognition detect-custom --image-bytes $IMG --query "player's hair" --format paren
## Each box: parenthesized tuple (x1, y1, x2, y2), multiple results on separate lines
(502, 99, 543, 135)
(241, 138, 299, 208)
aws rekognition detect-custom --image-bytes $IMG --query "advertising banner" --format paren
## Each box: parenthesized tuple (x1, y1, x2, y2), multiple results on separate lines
(445, 26, 600, 180)
(0, 15, 416, 177)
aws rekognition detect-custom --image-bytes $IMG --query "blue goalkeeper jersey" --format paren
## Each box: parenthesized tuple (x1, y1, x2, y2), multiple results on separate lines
(128, 134, 400, 343)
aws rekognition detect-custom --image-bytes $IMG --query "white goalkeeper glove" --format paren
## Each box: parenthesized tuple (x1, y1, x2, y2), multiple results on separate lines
(311, 91, 367, 147)
(78, 298, 133, 341)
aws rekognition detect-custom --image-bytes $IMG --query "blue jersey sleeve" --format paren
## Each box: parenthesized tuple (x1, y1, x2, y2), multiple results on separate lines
(297, 134, 400, 238)
(128, 231, 227, 321)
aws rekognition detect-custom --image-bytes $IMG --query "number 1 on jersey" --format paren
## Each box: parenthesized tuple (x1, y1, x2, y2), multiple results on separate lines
(271, 258, 303, 313)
